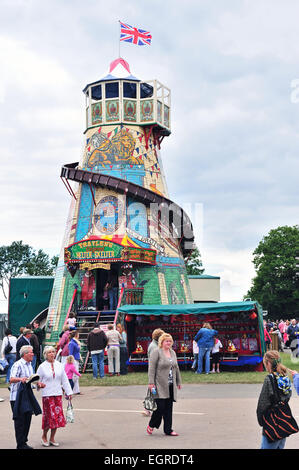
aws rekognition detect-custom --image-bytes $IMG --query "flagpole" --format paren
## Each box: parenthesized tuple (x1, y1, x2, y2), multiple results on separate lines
(118, 20, 121, 58)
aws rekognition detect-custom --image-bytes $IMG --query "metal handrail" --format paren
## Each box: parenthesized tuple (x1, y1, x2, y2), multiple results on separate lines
(113, 286, 125, 325)
(63, 287, 78, 327)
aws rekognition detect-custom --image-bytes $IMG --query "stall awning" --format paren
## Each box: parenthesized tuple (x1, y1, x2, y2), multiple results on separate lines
(118, 301, 262, 316)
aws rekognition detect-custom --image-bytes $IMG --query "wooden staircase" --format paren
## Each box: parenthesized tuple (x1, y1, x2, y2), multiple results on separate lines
(76, 309, 115, 372)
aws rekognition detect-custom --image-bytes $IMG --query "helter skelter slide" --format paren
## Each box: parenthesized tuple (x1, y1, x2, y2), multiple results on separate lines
(45, 58, 195, 346)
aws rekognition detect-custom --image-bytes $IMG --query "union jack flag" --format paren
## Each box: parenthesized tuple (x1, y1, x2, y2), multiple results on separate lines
(119, 21, 152, 46)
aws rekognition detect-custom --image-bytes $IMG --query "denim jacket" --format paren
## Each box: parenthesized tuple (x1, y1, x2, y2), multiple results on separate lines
(194, 328, 218, 348)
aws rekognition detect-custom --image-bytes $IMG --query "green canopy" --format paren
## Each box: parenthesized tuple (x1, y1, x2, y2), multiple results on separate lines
(118, 300, 262, 316)
(118, 300, 266, 356)
(8, 277, 54, 336)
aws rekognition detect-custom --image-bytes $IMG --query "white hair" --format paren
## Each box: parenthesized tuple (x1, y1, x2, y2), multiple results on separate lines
(20, 345, 33, 357)
(43, 346, 56, 359)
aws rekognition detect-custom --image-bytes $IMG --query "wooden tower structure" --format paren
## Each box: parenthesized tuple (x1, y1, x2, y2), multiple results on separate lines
(45, 58, 195, 345)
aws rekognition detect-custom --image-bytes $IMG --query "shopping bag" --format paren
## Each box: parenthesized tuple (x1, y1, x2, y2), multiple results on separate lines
(66, 399, 74, 423)
(143, 388, 157, 412)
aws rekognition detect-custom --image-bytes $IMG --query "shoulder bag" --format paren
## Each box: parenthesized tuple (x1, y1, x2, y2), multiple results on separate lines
(4, 337, 12, 355)
(262, 374, 299, 442)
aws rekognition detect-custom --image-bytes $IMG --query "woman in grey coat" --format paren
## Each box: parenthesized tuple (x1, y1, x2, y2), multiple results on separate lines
(147, 333, 182, 436)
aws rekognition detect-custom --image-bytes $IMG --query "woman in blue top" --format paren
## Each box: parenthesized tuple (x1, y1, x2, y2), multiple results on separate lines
(68, 330, 81, 394)
(194, 323, 218, 374)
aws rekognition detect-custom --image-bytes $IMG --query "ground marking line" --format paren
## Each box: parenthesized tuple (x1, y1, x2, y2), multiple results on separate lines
(74, 408, 205, 416)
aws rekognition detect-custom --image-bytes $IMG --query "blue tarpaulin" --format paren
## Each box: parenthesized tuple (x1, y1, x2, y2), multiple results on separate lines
(221, 356, 263, 366)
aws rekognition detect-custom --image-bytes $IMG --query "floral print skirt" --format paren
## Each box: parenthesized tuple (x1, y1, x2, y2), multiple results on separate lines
(42, 396, 66, 429)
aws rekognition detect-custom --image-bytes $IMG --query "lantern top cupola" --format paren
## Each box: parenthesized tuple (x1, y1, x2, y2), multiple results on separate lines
(83, 58, 171, 136)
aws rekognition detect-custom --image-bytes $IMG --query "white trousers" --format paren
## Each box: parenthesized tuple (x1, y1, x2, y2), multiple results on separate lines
(72, 360, 80, 393)
(108, 346, 120, 373)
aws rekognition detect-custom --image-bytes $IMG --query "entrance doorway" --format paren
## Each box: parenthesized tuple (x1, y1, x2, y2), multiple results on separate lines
(96, 269, 109, 311)
(96, 266, 119, 311)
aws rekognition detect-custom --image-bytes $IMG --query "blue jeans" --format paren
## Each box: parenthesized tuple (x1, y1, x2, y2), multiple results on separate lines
(108, 287, 118, 310)
(197, 347, 212, 374)
(5, 353, 16, 383)
(191, 353, 198, 369)
(91, 352, 105, 378)
(31, 355, 37, 372)
(261, 434, 286, 449)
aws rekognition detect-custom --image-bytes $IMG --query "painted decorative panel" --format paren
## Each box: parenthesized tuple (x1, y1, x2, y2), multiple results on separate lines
(92, 102, 102, 124)
(164, 105, 170, 128)
(157, 101, 162, 124)
(123, 99, 137, 122)
(140, 99, 154, 122)
(86, 128, 139, 169)
(106, 100, 120, 122)
(94, 195, 124, 234)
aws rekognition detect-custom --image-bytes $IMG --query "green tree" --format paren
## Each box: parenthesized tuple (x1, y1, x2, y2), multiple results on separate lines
(184, 247, 205, 276)
(246, 225, 299, 317)
(0, 241, 58, 299)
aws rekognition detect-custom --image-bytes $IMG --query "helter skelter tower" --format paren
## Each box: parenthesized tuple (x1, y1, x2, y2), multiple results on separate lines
(45, 58, 195, 344)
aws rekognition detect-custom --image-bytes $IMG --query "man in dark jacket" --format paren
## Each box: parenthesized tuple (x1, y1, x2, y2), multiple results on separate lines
(25, 324, 40, 371)
(287, 319, 299, 356)
(16, 329, 32, 361)
(87, 322, 108, 379)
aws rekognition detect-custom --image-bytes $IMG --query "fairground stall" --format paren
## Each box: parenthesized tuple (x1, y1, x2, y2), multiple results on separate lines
(117, 300, 266, 371)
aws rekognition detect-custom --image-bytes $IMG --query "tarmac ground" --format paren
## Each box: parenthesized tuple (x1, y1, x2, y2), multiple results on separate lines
(1, 382, 299, 454)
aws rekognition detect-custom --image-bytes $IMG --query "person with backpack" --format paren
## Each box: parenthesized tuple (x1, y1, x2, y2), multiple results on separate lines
(256, 350, 295, 449)
(57, 326, 71, 366)
(1, 329, 17, 383)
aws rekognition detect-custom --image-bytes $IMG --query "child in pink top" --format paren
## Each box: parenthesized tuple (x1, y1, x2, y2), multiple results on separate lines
(65, 355, 81, 390)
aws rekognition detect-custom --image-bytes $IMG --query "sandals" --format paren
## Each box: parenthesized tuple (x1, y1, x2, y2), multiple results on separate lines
(146, 425, 154, 435)
(147, 425, 179, 436)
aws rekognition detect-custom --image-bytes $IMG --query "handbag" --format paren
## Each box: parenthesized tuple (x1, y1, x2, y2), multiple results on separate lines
(143, 388, 157, 412)
(66, 399, 74, 423)
(0, 358, 9, 372)
(262, 374, 299, 442)
(4, 338, 12, 355)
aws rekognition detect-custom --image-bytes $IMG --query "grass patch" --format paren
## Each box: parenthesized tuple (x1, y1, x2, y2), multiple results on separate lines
(1, 352, 297, 388)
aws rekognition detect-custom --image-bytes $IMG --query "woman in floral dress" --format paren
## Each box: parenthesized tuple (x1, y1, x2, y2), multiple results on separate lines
(37, 346, 73, 447)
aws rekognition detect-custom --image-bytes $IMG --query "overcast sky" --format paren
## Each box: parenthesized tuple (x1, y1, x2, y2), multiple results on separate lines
(1, 0, 299, 312)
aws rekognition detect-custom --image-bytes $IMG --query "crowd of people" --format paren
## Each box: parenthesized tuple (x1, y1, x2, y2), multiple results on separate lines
(263, 318, 299, 355)
(1, 315, 299, 449)
(0, 316, 131, 449)
(1, 321, 44, 384)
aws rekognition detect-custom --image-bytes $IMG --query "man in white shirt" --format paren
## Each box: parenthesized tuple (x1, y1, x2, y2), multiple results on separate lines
(10, 345, 45, 449)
